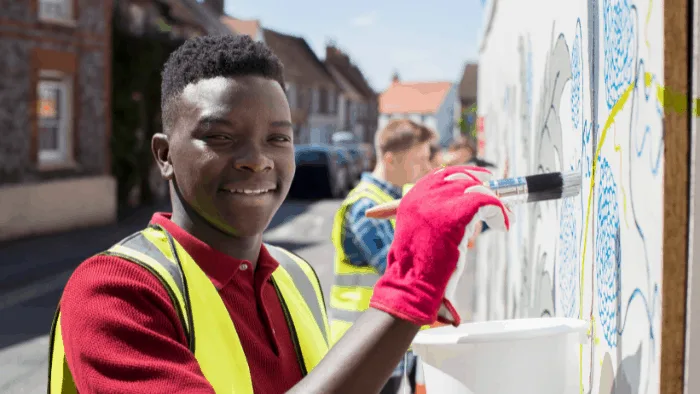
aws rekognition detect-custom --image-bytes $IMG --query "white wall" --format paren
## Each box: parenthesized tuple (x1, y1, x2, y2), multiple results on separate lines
(474, 0, 664, 393)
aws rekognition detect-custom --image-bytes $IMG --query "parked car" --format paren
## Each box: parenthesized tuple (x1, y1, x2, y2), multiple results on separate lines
(333, 146, 363, 183)
(291, 144, 352, 198)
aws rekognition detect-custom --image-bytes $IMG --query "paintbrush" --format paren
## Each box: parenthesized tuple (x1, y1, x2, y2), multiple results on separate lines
(365, 171, 582, 219)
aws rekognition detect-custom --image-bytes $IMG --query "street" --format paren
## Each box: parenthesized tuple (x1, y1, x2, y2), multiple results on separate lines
(0, 198, 342, 393)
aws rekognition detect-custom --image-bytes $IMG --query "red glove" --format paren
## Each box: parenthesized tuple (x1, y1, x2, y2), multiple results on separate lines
(369, 166, 512, 327)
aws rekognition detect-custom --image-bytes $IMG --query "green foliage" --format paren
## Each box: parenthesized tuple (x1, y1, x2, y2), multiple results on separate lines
(459, 103, 478, 139)
(110, 14, 182, 206)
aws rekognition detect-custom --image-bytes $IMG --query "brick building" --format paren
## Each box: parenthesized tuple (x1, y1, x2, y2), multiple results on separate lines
(324, 44, 379, 145)
(0, 0, 116, 241)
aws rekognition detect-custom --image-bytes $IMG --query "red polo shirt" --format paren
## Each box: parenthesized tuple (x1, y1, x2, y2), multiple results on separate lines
(59, 213, 304, 393)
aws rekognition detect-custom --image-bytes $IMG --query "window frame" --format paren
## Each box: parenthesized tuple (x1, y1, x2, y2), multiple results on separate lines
(37, 0, 76, 26)
(37, 70, 73, 166)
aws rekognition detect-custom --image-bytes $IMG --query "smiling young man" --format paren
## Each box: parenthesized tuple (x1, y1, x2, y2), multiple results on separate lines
(48, 35, 512, 394)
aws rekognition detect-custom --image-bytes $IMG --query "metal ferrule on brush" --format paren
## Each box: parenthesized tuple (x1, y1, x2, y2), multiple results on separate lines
(487, 176, 529, 203)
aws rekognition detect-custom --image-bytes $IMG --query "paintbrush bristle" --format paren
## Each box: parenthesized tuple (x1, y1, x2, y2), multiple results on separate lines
(561, 171, 582, 198)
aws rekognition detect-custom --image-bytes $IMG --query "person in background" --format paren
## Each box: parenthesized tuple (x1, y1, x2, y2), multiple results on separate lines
(444, 137, 498, 236)
(445, 136, 497, 169)
(329, 119, 436, 394)
(428, 143, 442, 169)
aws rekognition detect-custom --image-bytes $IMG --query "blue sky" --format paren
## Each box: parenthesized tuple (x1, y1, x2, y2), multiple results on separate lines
(224, 0, 484, 93)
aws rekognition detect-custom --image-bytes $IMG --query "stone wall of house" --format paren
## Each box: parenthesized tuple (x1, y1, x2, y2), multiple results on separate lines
(0, 0, 112, 185)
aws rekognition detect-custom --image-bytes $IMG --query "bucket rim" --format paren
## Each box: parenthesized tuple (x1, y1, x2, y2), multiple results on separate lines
(412, 317, 588, 345)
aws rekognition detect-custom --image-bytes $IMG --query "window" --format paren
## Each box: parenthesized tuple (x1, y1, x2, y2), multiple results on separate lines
(38, 0, 74, 22)
(37, 71, 73, 165)
(286, 83, 297, 109)
(328, 89, 336, 114)
(319, 88, 328, 114)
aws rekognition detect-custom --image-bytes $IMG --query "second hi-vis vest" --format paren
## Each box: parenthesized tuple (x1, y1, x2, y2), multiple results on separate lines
(48, 224, 330, 393)
(329, 180, 396, 345)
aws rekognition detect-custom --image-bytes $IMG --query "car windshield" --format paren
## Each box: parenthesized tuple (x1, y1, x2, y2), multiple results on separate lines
(296, 149, 328, 165)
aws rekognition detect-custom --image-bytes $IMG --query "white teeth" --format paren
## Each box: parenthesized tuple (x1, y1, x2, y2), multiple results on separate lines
(226, 189, 272, 195)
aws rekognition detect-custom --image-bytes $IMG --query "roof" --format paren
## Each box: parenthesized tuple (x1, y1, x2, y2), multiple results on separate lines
(220, 16, 261, 39)
(176, 0, 231, 35)
(326, 65, 364, 101)
(379, 81, 454, 114)
(158, 0, 202, 29)
(459, 63, 478, 101)
(262, 28, 336, 87)
(325, 46, 376, 99)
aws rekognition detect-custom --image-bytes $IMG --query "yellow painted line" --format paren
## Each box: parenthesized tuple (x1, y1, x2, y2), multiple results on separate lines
(578, 81, 635, 393)
(574, 70, 699, 391)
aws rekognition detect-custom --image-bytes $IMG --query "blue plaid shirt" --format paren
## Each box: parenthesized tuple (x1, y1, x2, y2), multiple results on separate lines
(341, 172, 416, 378)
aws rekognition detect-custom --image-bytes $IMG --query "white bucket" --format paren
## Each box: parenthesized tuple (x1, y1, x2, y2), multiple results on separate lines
(411, 318, 588, 394)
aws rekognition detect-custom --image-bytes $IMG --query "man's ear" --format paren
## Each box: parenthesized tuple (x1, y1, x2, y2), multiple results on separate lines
(383, 151, 395, 166)
(152, 133, 174, 180)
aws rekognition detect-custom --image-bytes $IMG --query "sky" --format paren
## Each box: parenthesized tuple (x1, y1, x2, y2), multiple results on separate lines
(223, 0, 485, 93)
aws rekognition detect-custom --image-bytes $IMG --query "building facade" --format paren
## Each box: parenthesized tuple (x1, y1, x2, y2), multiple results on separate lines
(325, 44, 379, 145)
(378, 76, 461, 147)
(0, 0, 116, 241)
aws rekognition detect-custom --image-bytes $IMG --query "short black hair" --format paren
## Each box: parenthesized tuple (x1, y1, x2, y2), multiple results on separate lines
(160, 34, 286, 128)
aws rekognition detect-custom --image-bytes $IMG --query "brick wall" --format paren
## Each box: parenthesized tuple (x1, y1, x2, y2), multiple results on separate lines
(0, 0, 112, 185)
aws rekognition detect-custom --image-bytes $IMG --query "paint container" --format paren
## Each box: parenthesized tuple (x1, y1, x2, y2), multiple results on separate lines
(411, 318, 588, 394)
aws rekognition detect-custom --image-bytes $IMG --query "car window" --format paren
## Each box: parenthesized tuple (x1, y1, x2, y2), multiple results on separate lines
(296, 150, 328, 165)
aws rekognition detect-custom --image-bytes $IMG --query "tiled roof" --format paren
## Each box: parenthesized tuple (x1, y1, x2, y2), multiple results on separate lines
(459, 63, 478, 101)
(220, 16, 260, 39)
(325, 46, 376, 99)
(176, 0, 231, 35)
(379, 81, 453, 114)
(262, 28, 336, 87)
(326, 65, 364, 101)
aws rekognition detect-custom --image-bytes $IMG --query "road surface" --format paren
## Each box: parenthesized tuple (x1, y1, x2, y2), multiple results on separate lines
(0, 198, 342, 393)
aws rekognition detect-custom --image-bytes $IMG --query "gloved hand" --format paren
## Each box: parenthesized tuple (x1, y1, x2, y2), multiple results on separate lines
(368, 166, 513, 327)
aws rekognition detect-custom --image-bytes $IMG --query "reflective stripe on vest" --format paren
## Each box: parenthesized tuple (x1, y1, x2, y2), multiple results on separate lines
(48, 225, 329, 394)
(329, 181, 396, 345)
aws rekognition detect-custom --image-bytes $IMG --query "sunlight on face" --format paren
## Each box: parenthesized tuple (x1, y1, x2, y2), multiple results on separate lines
(396, 142, 433, 184)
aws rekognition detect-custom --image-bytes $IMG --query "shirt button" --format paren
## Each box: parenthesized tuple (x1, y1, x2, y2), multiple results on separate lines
(239, 263, 249, 271)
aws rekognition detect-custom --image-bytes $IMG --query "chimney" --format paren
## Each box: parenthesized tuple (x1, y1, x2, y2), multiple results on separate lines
(391, 71, 400, 85)
(202, 0, 225, 15)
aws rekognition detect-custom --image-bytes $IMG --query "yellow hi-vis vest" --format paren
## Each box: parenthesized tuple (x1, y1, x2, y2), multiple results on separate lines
(48, 224, 330, 394)
(329, 180, 397, 345)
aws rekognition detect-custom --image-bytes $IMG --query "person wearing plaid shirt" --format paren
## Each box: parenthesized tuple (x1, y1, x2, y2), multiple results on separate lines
(331, 120, 436, 394)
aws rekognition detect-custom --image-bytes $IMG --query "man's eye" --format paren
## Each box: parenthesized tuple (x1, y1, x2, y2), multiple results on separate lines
(270, 136, 291, 143)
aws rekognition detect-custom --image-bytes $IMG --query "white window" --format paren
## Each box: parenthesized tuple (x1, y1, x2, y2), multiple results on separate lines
(39, 0, 74, 22)
(311, 87, 320, 113)
(286, 83, 297, 109)
(37, 71, 73, 165)
(328, 89, 336, 113)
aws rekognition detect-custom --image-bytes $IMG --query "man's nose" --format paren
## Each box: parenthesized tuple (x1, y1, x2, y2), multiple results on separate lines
(234, 146, 274, 172)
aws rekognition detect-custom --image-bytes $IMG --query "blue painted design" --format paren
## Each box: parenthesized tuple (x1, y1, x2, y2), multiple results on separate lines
(582, 120, 593, 178)
(571, 19, 583, 131)
(595, 158, 621, 348)
(634, 125, 663, 176)
(603, 0, 635, 109)
(558, 169, 580, 318)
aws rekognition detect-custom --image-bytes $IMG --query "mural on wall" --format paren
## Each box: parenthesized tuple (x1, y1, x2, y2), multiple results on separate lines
(474, 0, 663, 392)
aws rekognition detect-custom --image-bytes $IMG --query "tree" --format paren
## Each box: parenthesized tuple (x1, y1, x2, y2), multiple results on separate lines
(459, 103, 478, 138)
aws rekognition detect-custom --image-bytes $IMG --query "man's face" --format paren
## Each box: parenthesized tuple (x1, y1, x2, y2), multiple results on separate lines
(394, 141, 433, 184)
(160, 75, 294, 236)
